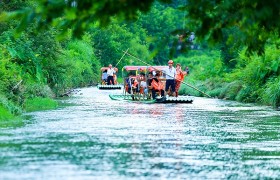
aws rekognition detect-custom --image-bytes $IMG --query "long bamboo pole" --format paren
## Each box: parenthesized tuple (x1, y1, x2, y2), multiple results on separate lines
(122, 50, 211, 98)
(116, 48, 130, 97)
(115, 48, 129, 67)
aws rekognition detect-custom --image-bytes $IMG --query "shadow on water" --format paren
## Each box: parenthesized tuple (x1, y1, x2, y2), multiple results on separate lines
(0, 87, 280, 179)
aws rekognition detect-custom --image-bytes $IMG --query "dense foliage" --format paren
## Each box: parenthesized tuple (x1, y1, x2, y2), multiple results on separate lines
(0, 0, 280, 120)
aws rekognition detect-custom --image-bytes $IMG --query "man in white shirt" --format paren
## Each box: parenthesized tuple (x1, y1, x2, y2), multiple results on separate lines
(164, 60, 176, 96)
(107, 64, 116, 85)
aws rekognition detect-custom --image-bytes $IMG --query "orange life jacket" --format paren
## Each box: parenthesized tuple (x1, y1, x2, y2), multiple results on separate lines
(175, 71, 186, 81)
(151, 79, 164, 90)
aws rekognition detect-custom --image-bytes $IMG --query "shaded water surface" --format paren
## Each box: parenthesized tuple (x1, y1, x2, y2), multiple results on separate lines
(1, 87, 280, 179)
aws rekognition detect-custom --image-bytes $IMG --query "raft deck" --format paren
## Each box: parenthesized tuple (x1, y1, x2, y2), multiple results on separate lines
(109, 94, 193, 104)
(97, 84, 122, 90)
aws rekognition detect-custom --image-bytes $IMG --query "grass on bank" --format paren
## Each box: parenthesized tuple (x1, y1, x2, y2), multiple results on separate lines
(0, 105, 15, 121)
(0, 105, 23, 128)
(24, 97, 58, 112)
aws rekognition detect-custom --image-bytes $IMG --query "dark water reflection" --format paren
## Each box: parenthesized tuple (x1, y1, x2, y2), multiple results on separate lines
(1, 87, 280, 179)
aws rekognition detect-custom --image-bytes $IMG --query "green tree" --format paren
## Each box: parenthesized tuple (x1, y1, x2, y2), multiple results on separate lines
(90, 22, 150, 68)
(3, 0, 278, 54)
(220, 27, 244, 69)
(185, 0, 280, 54)
(137, 2, 186, 62)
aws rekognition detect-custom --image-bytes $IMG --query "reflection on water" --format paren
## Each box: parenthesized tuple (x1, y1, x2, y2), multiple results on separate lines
(0, 87, 280, 179)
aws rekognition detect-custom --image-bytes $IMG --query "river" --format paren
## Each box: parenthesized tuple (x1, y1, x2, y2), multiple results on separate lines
(0, 87, 280, 179)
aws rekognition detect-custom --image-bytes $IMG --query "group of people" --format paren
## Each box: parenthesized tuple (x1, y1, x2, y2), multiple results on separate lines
(150, 60, 188, 99)
(125, 60, 188, 100)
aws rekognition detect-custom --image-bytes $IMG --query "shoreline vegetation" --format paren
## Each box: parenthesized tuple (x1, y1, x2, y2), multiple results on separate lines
(1, 1, 280, 121)
(1, 45, 280, 122)
(0, 105, 15, 121)
(24, 97, 58, 112)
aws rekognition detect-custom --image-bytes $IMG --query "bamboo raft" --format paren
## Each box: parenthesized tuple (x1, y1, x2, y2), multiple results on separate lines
(109, 94, 193, 104)
(97, 84, 122, 90)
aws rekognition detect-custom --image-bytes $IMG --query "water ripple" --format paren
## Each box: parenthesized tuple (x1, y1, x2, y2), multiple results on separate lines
(0, 87, 280, 179)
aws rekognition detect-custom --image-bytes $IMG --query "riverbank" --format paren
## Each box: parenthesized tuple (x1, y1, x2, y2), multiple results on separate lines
(179, 78, 280, 110)
(176, 47, 280, 109)
(0, 86, 86, 121)
(0, 97, 58, 121)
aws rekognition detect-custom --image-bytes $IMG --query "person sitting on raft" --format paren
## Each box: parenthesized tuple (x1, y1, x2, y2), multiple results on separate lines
(146, 72, 154, 99)
(139, 73, 148, 98)
(151, 72, 165, 99)
(101, 70, 108, 85)
(125, 76, 139, 94)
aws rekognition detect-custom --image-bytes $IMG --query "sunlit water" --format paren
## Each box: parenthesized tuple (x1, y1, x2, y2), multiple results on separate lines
(1, 87, 280, 179)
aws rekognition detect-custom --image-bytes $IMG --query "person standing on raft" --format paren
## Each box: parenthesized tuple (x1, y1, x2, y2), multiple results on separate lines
(175, 63, 187, 97)
(164, 60, 176, 96)
(107, 64, 116, 85)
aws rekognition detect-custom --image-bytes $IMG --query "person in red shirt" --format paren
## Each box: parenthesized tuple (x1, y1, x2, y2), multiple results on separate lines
(175, 63, 187, 97)
(151, 72, 165, 99)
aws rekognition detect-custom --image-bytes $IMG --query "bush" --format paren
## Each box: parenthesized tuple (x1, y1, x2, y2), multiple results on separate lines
(219, 80, 243, 100)
(23, 83, 54, 99)
(0, 93, 22, 115)
(51, 38, 101, 95)
(261, 77, 280, 108)
(0, 105, 15, 121)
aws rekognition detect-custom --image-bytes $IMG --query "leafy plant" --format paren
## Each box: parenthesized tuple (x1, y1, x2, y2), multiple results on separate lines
(261, 77, 280, 108)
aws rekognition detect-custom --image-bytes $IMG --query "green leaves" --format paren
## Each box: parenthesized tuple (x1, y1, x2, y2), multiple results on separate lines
(1, 0, 279, 55)
(0, 0, 162, 39)
(185, 0, 280, 54)
(262, 77, 280, 108)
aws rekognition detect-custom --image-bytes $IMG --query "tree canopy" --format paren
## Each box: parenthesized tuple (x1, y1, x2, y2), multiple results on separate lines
(185, 0, 280, 54)
(1, 0, 279, 54)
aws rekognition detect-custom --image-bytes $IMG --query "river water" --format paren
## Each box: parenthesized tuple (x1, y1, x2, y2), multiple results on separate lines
(1, 87, 280, 179)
